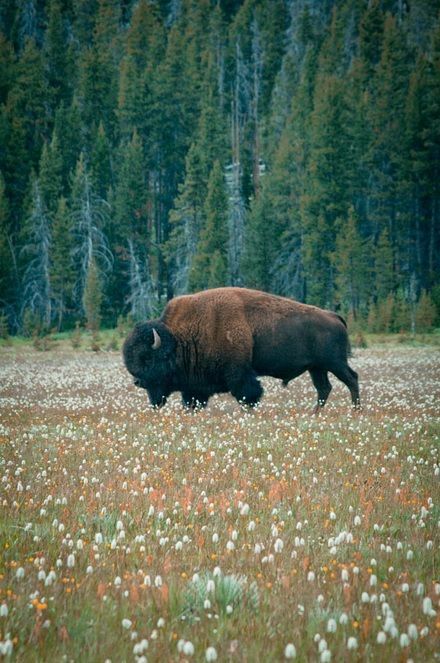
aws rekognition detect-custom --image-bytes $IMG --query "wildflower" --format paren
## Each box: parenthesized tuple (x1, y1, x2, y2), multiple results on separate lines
(114, 576, 122, 586)
(154, 575, 162, 588)
(399, 633, 409, 648)
(67, 554, 75, 568)
(321, 651, 331, 662)
(361, 592, 370, 603)
(16, 567, 25, 579)
(226, 540, 235, 551)
(95, 532, 103, 545)
(86, 566, 93, 574)
(121, 618, 132, 629)
(339, 613, 348, 625)
(341, 569, 349, 582)
(240, 503, 250, 516)
(133, 639, 148, 655)
(401, 583, 409, 593)
(0, 604, 8, 617)
(205, 646, 218, 661)
(408, 624, 418, 640)
(354, 515, 361, 526)
(377, 631, 386, 644)
(307, 571, 315, 582)
(274, 538, 284, 553)
(212, 533, 219, 543)
(327, 619, 337, 633)
(370, 575, 377, 587)
(346, 637, 358, 650)
(183, 641, 195, 656)
(157, 618, 165, 628)
(226, 605, 233, 614)
(284, 643, 297, 659)
(422, 597, 436, 616)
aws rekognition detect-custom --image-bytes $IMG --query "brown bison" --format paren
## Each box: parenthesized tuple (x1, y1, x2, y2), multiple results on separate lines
(122, 287, 360, 411)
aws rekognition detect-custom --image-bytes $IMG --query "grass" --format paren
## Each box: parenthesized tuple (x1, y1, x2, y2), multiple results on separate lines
(0, 344, 439, 661)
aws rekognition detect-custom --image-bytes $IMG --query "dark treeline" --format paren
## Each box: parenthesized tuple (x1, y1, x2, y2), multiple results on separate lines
(0, 0, 439, 335)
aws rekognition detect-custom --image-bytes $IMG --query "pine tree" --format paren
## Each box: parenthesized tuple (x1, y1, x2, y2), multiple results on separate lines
(21, 176, 52, 329)
(374, 228, 395, 302)
(242, 186, 274, 292)
(301, 71, 349, 306)
(44, 0, 72, 111)
(83, 256, 102, 331)
(415, 290, 436, 331)
(111, 130, 150, 315)
(90, 122, 112, 199)
(189, 160, 229, 291)
(39, 130, 63, 215)
(168, 142, 208, 294)
(4, 37, 48, 213)
(332, 207, 371, 317)
(50, 196, 74, 329)
(69, 153, 112, 316)
(368, 13, 409, 269)
(0, 172, 16, 315)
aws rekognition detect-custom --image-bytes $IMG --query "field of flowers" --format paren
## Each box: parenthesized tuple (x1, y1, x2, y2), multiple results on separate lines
(0, 343, 439, 662)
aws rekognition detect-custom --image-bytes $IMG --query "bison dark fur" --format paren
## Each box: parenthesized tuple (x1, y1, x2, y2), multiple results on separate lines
(122, 287, 360, 411)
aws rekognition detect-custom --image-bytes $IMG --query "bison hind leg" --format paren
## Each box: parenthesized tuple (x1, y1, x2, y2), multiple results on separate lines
(329, 364, 361, 409)
(309, 368, 332, 413)
(229, 370, 263, 407)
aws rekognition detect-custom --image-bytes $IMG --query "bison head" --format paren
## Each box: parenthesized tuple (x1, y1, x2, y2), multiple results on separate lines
(122, 322, 177, 407)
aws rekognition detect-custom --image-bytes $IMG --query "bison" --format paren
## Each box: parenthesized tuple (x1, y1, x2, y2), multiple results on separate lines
(122, 287, 360, 411)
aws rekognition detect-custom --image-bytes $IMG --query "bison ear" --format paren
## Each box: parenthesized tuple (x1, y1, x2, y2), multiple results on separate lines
(151, 327, 161, 350)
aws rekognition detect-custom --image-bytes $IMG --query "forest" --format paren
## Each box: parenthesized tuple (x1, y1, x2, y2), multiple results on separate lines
(0, 0, 439, 335)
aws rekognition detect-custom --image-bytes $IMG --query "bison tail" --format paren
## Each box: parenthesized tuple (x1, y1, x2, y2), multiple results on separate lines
(335, 313, 347, 328)
(335, 313, 352, 358)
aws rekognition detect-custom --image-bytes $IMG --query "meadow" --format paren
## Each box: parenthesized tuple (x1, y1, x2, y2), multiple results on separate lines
(0, 341, 439, 661)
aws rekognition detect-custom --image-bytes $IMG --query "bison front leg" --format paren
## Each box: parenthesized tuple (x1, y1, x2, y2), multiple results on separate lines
(147, 386, 168, 408)
(227, 368, 263, 407)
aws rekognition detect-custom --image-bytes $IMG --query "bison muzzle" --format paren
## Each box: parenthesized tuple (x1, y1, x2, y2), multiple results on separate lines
(122, 287, 360, 411)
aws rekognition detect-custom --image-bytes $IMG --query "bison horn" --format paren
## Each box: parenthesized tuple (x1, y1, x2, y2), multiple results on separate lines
(151, 327, 161, 350)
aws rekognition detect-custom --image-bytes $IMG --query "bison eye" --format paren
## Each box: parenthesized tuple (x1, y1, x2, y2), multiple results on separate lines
(134, 378, 141, 387)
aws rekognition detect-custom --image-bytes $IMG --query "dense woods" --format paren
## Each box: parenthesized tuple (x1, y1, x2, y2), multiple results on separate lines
(0, 0, 439, 335)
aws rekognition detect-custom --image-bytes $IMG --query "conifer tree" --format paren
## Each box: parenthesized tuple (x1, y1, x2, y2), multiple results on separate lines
(333, 207, 370, 317)
(374, 229, 395, 302)
(0, 172, 15, 315)
(301, 71, 349, 306)
(70, 153, 112, 316)
(83, 256, 102, 331)
(189, 160, 229, 291)
(39, 130, 63, 216)
(90, 122, 112, 199)
(44, 0, 71, 111)
(21, 177, 52, 329)
(50, 196, 74, 329)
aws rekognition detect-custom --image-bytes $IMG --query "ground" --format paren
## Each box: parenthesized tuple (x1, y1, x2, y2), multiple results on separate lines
(0, 342, 439, 661)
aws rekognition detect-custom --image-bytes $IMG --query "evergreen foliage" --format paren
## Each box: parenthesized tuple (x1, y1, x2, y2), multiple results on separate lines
(0, 0, 438, 333)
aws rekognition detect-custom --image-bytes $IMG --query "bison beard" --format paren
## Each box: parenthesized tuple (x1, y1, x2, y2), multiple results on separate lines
(122, 287, 360, 411)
